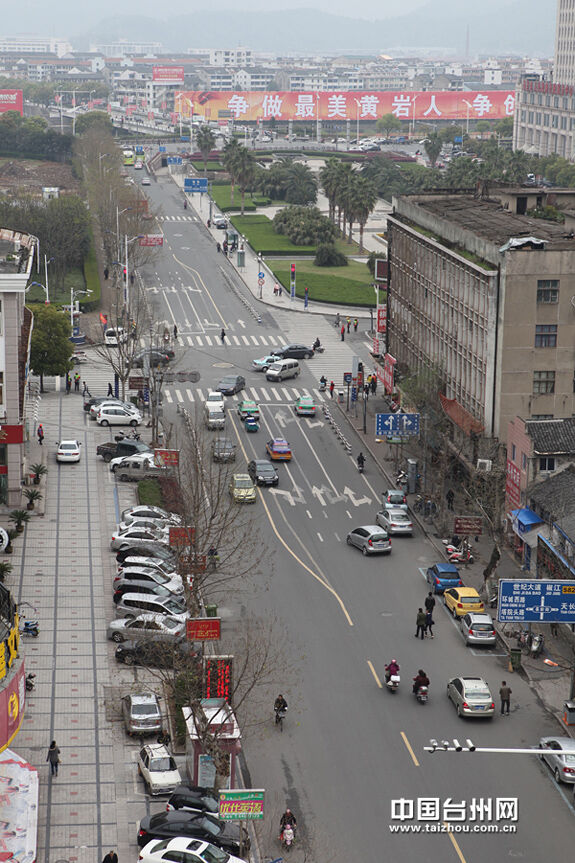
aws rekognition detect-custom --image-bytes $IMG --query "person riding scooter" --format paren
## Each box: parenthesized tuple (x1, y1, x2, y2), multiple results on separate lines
(412, 669, 430, 695)
(274, 694, 288, 724)
(357, 452, 366, 472)
(313, 337, 321, 351)
(385, 659, 400, 683)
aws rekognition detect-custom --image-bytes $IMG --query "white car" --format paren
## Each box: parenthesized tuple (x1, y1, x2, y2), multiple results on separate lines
(107, 613, 186, 643)
(137, 743, 181, 795)
(139, 837, 244, 863)
(117, 556, 179, 578)
(56, 440, 81, 463)
(90, 400, 139, 419)
(97, 406, 142, 427)
(205, 391, 225, 412)
(121, 506, 181, 526)
(142, 176, 151, 186)
(116, 519, 170, 536)
(113, 566, 184, 595)
(104, 327, 127, 347)
(110, 525, 168, 550)
(109, 452, 152, 472)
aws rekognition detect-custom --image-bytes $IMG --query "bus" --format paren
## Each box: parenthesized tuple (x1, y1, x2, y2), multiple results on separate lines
(123, 148, 135, 166)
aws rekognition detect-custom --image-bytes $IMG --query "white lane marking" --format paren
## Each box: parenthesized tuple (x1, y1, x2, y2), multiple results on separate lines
(317, 532, 324, 542)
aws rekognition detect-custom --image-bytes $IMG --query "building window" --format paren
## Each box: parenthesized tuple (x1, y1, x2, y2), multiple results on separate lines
(539, 456, 555, 472)
(533, 371, 555, 394)
(535, 324, 558, 347)
(532, 414, 553, 419)
(511, 444, 516, 461)
(536, 281, 559, 303)
(522, 452, 527, 470)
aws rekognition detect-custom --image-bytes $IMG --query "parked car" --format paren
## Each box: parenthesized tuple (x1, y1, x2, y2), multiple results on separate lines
(116, 639, 198, 668)
(216, 375, 245, 396)
(166, 785, 219, 815)
(113, 580, 177, 604)
(346, 525, 392, 555)
(376, 508, 413, 535)
(117, 556, 177, 577)
(97, 405, 142, 427)
(247, 459, 278, 487)
(426, 562, 463, 594)
(265, 438, 292, 461)
(104, 327, 128, 347)
(446, 676, 495, 718)
(138, 743, 181, 795)
(460, 613, 497, 647)
(115, 592, 189, 623)
(138, 838, 244, 863)
(538, 736, 575, 784)
(110, 452, 153, 473)
(107, 613, 186, 643)
(444, 586, 485, 618)
(229, 474, 257, 504)
(272, 343, 314, 360)
(56, 440, 82, 463)
(383, 489, 408, 511)
(213, 215, 228, 229)
(122, 692, 162, 735)
(113, 567, 183, 594)
(142, 176, 151, 186)
(116, 543, 177, 565)
(116, 518, 170, 536)
(84, 395, 122, 413)
(121, 506, 180, 526)
(137, 811, 249, 856)
(90, 399, 139, 419)
(110, 526, 168, 550)
(211, 438, 236, 463)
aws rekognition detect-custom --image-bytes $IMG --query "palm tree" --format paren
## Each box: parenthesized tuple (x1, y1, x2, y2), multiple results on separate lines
(320, 158, 342, 223)
(195, 125, 216, 173)
(333, 162, 354, 234)
(222, 139, 243, 204)
(423, 133, 443, 168)
(285, 163, 317, 205)
(352, 176, 378, 252)
(235, 149, 256, 216)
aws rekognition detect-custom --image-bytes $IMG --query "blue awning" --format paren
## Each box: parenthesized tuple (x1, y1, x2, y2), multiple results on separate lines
(510, 508, 543, 534)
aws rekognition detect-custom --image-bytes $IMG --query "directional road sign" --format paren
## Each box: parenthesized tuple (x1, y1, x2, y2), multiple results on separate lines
(258, 271, 265, 279)
(167, 156, 183, 165)
(375, 412, 420, 437)
(343, 372, 352, 384)
(185, 177, 208, 192)
(497, 579, 575, 623)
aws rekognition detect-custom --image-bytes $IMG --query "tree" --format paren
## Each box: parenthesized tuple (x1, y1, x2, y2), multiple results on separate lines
(351, 175, 377, 252)
(195, 125, 216, 172)
(423, 133, 443, 168)
(376, 113, 402, 138)
(273, 206, 336, 246)
(222, 138, 243, 205)
(284, 162, 317, 205)
(29, 304, 72, 391)
(74, 111, 114, 136)
(235, 148, 256, 216)
(319, 158, 342, 222)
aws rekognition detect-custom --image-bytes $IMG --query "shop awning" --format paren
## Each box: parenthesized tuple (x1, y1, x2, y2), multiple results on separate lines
(509, 508, 543, 535)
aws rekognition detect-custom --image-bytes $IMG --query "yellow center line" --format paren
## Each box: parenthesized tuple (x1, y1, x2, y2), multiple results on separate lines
(230, 414, 354, 627)
(446, 828, 467, 862)
(367, 660, 382, 688)
(400, 731, 420, 767)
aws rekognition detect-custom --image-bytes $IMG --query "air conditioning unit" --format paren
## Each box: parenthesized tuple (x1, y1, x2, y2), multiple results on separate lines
(476, 459, 493, 472)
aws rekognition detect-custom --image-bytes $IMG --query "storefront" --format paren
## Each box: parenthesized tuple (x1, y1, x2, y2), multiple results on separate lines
(507, 508, 545, 572)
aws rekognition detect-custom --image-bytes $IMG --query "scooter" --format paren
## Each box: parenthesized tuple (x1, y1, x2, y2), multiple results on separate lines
(115, 430, 141, 442)
(312, 343, 325, 354)
(319, 380, 327, 392)
(385, 673, 400, 693)
(20, 619, 39, 637)
(449, 548, 474, 565)
(413, 684, 429, 704)
(25, 673, 36, 692)
(530, 632, 544, 657)
(357, 460, 365, 474)
(275, 706, 287, 731)
(281, 824, 295, 851)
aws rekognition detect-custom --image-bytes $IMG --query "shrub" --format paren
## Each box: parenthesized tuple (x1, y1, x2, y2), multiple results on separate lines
(273, 206, 335, 246)
(314, 243, 348, 267)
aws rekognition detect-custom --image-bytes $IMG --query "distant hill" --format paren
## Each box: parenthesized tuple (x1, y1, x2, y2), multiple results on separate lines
(75, 3, 554, 56)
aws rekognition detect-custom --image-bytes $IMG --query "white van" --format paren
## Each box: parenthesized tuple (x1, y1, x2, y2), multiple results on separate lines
(105, 327, 127, 347)
(266, 359, 300, 382)
(204, 405, 225, 430)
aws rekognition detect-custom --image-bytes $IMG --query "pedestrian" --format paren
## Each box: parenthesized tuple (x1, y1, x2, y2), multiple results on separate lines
(46, 740, 60, 776)
(223, 240, 228, 255)
(220, 328, 226, 344)
(173, 323, 178, 341)
(74, 372, 80, 392)
(499, 680, 512, 715)
(273, 283, 278, 296)
(346, 316, 351, 333)
(82, 381, 88, 396)
(65, 374, 71, 395)
(354, 317, 358, 332)
(425, 610, 434, 638)
(424, 591, 436, 614)
(103, 266, 109, 281)
(341, 324, 345, 342)
(130, 272, 135, 286)
(278, 283, 282, 297)
(550, 621, 559, 638)
(37, 424, 44, 446)
(371, 374, 377, 395)
(107, 382, 113, 397)
(415, 608, 426, 640)
(446, 488, 455, 511)
(102, 852, 118, 863)
(329, 381, 335, 399)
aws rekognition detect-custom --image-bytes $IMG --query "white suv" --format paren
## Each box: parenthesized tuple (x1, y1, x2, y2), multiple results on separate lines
(97, 405, 142, 427)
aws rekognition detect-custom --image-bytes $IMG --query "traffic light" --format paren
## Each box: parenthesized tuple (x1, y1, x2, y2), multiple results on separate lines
(123, 267, 127, 282)
(291, 263, 295, 279)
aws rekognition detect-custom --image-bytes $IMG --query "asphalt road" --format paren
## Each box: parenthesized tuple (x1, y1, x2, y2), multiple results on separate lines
(133, 166, 575, 862)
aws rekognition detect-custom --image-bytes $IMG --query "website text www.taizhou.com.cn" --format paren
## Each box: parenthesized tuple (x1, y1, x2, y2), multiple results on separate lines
(389, 823, 518, 834)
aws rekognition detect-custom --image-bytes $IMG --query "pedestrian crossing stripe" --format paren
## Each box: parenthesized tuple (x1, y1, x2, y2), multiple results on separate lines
(137, 333, 287, 349)
(162, 385, 327, 405)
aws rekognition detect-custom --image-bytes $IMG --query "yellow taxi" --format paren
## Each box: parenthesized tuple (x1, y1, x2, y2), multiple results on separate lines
(443, 586, 485, 618)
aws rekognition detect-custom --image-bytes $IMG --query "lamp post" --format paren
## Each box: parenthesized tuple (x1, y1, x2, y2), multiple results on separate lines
(114, 234, 144, 314)
(410, 94, 419, 137)
(98, 152, 110, 178)
(116, 207, 132, 262)
(353, 98, 361, 145)
(462, 99, 473, 135)
(70, 287, 92, 331)
(27, 282, 49, 304)
(43, 255, 54, 303)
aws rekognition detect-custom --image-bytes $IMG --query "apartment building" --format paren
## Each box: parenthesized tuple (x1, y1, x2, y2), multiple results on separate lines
(387, 189, 575, 458)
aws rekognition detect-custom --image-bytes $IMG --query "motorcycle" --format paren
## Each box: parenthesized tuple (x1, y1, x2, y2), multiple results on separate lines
(530, 632, 544, 657)
(385, 670, 400, 693)
(449, 547, 474, 565)
(275, 706, 287, 731)
(281, 824, 295, 851)
(25, 673, 36, 692)
(115, 430, 141, 442)
(413, 684, 429, 704)
(20, 619, 39, 637)
(357, 460, 365, 474)
(312, 343, 325, 354)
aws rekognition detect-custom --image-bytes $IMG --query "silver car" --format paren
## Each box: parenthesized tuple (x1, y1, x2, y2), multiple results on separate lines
(110, 526, 171, 551)
(346, 525, 392, 556)
(117, 557, 178, 578)
(113, 567, 183, 594)
(446, 676, 495, 718)
(121, 506, 180, 525)
(460, 613, 497, 647)
(122, 692, 162, 735)
(539, 736, 575, 784)
(107, 613, 186, 643)
(115, 592, 189, 623)
(376, 508, 413, 535)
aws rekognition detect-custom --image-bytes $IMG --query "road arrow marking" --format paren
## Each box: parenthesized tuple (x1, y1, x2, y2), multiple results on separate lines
(269, 489, 295, 506)
(306, 420, 324, 428)
(274, 409, 289, 429)
(343, 486, 372, 506)
(237, 319, 246, 328)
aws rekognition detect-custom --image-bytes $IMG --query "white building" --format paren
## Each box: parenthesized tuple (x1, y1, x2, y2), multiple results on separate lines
(0, 36, 72, 57)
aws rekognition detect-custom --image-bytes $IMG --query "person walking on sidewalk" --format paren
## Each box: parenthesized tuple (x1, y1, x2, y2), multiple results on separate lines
(371, 374, 377, 395)
(102, 852, 118, 863)
(341, 324, 345, 342)
(353, 317, 358, 332)
(425, 610, 435, 638)
(346, 316, 351, 334)
(415, 608, 426, 640)
(424, 592, 436, 614)
(46, 740, 60, 776)
(74, 372, 80, 392)
(220, 328, 226, 345)
(107, 382, 114, 397)
(446, 488, 455, 511)
(37, 424, 44, 446)
(499, 681, 512, 715)
(329, 381, 335, 399)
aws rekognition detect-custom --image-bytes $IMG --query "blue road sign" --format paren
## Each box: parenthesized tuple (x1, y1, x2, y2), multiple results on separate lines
(258, 271, 265, 279)
(375, 412, 420, 437)
(351, 386, 358, 402)
(343, 372, 352, 384)
(159, 146, 167, 153)
(185, 177, 208, 192)
(167, 156, 183, 165)
(497, 579, 575, 623)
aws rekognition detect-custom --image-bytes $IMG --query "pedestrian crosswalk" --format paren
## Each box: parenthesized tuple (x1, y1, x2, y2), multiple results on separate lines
(158, 215, 197, 222)
(136, 333, 287, 350)
(162, 385, 327, 405)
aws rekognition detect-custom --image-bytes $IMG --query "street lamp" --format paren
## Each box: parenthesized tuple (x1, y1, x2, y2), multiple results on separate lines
(410, 94, 419, 137)
(70, 287, 92, 330)
(98, 152, 110, 178)
(44, 255, 54, 303)
(114, 234, 144, 312)
(116, 207, 133, 262)
(353, 98, 361, 145)
(27, 282, 49, 304)
(462, 99, 473, 135)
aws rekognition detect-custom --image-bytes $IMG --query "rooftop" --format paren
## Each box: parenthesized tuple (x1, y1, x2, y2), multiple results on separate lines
(529, 464, 575, 518)
(525, 417, 575, 455)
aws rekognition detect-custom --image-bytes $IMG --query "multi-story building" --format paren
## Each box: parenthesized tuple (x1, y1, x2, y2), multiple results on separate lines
(209, 48, 253, 67)
(0, 36, 72, 57)
(0, 228, 35, 506)
(387, 188, 575, 464)
(91, 40, 163, 56)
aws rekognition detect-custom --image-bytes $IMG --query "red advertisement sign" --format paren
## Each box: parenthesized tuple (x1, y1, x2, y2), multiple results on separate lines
(176, 90, 515, 123)
(377, 305, 387, 334)
(203, 656, 233, 701)
(139, 234, 164, 247)
(0, 90, 23, 115)
(154, 448, 179, 467)
(154, 66, 185, 84)
(187, 618, 221, 641)
(169, 526, 193, 548)
(383, 353, 396, 394)
(453, 516, 483, 536)
(506, 459, 521, 508)
(0, 425, 24, 444)
(0, 661, 26, 749)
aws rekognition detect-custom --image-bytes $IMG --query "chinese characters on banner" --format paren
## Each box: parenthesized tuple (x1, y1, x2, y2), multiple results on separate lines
(175, 90, 515, 123)
(383, 353, 397, 395)
(505, 459, 521, 508)
(154, 448, 179, 466)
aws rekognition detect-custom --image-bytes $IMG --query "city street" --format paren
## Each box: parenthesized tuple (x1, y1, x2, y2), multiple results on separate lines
(13, 162, 575, 863)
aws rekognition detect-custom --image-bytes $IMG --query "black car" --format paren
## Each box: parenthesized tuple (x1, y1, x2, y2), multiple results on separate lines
(116, 545, 177, 565)
(272, 343, 314, 360)
(247, 459, 279, 487)
(216, 375, 245, 396)
(133, 350, 171, 368)
(137, 811, 250, 856)
(211, 438, 236, 463)
(115, 639, 200, 668)
(167, 784, 219, 815)
(113, 580, 174, 604)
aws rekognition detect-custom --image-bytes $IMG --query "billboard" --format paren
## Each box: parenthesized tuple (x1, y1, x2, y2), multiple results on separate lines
(175, 90, 515, 123)
(0, 90, 23, 116)
(153, 66, 185, 84)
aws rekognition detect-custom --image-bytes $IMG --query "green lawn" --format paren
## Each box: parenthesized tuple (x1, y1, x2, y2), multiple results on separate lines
(230, 214, 360, 256)
(272, 259, 381, 307)
(212, 185, 257, 212)
(26, 267, 89, 306)
(190, 160, 226, 172)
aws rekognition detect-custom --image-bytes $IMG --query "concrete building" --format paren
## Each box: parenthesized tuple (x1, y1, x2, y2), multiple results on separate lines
(387, 188, 575, 466)
(0, 36, 72, 57)
(506, 416, 575, 510)
(0, 229, 35, 507)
